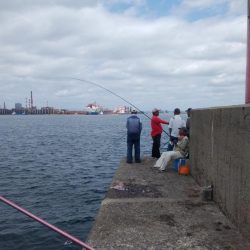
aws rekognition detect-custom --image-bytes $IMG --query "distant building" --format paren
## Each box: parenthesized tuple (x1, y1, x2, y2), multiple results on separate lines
(41, 106, 55, 114)
(14, 103, 26, 114)
(0, 101, 11, 115)
(15, 103, 22, 110)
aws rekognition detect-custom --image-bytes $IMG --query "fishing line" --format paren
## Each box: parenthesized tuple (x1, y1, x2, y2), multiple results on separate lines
(70, 77, 170, 137)
(161, 139, 170, 149)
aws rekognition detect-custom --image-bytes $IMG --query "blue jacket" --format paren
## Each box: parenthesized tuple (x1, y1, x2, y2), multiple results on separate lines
(126, 115, 142, 136)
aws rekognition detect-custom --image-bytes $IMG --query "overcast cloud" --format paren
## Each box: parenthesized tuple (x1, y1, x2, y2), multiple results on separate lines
(0, 0, 247, 111)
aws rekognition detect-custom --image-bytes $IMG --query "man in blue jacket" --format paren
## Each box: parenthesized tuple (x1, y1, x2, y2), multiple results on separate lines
(126, 109, 142, 164)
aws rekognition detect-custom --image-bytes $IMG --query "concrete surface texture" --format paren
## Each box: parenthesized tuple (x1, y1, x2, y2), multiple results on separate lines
(86, 157, 250, 250)
(190, 105, 250, 241)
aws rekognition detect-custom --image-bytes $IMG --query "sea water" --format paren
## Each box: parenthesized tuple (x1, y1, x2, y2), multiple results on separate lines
(0, 114, 172, 250)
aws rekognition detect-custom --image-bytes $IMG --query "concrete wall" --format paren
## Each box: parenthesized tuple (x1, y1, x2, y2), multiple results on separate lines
(190, 104, 250, 241)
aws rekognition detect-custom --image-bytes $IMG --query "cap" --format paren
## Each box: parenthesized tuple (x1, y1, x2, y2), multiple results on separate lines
(179, 126, 186, 130)
(152, 108, 160, 113)
(186, 108, 192, 112)
(174, 108, 180, 114)
(131, 109, 137, 114)
(179, 127, 188, 135)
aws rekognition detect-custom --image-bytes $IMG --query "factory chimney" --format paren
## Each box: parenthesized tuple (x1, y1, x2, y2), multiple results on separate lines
(31, 91, 33, 109)
(246, 0, 250, 103)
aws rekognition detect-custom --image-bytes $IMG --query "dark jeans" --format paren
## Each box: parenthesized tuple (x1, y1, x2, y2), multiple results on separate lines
(167, 136, 178, 151)
(127, 134, 141, 163)
(152, 134, 161, 158)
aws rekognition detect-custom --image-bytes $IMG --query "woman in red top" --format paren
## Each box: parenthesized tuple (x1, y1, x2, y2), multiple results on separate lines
(151, 108, 169, 158)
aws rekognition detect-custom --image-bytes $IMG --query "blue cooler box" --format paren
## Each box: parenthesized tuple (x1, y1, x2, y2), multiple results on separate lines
(173, 159, 186, 172)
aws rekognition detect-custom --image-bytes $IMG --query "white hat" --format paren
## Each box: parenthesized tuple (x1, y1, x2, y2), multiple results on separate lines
(152, 108, 160, 113)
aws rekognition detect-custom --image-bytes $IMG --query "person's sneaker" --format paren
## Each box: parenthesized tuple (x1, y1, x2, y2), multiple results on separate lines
(127, 161, 132, 164)
(135, 160, 141, 163)
(159, 168, 166, 172)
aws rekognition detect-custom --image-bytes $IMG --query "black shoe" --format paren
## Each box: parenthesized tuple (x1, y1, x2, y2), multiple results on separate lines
(135, 160, 141, 163)
(152, 156, 160, 159)
(127, 161, 132, 164)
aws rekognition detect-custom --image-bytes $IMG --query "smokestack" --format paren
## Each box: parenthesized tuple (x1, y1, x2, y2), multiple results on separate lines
(246, 0, 250, 103)
(31, 91, 33, 108)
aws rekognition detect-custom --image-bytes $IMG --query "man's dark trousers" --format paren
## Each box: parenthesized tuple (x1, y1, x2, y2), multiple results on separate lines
(127, 133, 140, 163)
(152, 134, 161, 158)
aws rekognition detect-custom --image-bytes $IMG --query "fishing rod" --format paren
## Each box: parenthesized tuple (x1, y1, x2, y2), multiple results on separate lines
(0, 196, 95, 250)
(70, 77, 170, 136)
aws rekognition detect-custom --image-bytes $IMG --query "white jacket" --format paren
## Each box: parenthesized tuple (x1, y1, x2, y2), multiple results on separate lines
(169, 115, 186, 137)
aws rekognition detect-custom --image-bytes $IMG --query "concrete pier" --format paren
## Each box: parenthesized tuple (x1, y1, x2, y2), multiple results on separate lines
(87, 157, 250, 250)
(190, 105, 250, 240)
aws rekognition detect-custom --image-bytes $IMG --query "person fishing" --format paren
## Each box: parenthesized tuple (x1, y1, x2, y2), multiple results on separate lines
(70, 78, 170, 159)
(126, 109, 142, 164)
(153, 127, 189, 171)
(151, 108, 169, 158)
(167, 108, 186, 151)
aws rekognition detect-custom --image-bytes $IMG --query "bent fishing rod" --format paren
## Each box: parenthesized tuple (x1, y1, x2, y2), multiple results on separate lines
(70, 77, 170, 137)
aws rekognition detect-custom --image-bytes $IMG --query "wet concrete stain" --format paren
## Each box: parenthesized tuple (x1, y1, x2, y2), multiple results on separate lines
(214, 221, 232, 232)
(159, 214, 177, 226)
(107, 182, 162, 198)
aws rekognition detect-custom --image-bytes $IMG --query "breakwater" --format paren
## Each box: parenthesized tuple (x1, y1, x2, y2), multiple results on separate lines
(87, 105, 250, 249)
(190, 104, 250, 241)
(86, 157, 250, 249)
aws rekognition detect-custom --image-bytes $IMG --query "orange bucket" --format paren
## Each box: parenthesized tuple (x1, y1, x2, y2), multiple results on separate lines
(178, 165, 190, 175)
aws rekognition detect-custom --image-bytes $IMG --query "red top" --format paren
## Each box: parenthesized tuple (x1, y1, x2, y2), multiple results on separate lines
(151, 115, 169, 136)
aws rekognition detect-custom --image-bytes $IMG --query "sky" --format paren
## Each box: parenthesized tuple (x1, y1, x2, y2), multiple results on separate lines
(0, 0, 247, 111)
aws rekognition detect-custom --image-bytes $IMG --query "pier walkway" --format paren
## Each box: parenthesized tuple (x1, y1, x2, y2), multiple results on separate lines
(87, 157, 250, 250)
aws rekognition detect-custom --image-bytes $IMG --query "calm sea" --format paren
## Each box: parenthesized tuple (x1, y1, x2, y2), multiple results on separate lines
(0, 114, 172, 250)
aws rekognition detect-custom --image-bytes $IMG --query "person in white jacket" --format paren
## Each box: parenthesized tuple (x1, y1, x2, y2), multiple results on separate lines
(154, 127, 189, 171)
(167, 108, 186, 151)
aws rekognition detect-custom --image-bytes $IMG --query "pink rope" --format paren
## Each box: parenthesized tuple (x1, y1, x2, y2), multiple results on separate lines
(0, 196, 95, 250)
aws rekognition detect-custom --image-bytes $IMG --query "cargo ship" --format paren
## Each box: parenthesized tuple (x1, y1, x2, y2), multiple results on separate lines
(85, 102, 101, 115)
(85, 102, 113, 115)
(113, 106, 131, 114)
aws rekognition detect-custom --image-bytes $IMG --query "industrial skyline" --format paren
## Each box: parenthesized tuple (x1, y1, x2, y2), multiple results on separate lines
(0, 90, 133, 115)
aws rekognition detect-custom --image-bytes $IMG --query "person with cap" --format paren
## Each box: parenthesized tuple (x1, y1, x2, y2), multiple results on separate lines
(151, 108, 169, 158)
(186, 108, 192, 138)
(126, 109, 142, 164)
(167, 108, 186, 151)
(153, 127, 189, 171)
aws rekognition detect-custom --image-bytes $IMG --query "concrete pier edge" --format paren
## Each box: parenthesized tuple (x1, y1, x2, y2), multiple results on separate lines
(86, 156, 250, 250)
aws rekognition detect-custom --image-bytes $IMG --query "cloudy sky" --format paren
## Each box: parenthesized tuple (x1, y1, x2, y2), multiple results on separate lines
(0, 0, 247, 111)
